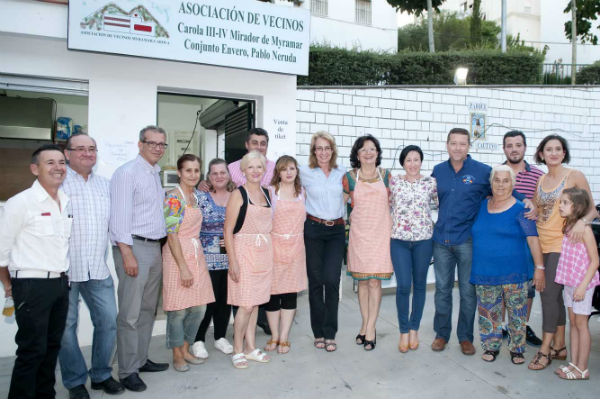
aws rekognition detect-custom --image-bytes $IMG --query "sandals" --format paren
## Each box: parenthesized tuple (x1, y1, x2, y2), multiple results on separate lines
(264, 339, 279, 352)
(278, 341, 291, 354)
(482, 350, 499, 362)
(555, 362, 576, 375)
(355, 334, 366, 345)
(558, 364, 589, 380)
(510, 351, 525, 365)
(245, 348, 270, 363)
(550, 346, 568, 360)
(232, 353, 248, 369)
(528, 351, 552, 370)
(314, 338, 325, 349)
(325, 340, 337, 352)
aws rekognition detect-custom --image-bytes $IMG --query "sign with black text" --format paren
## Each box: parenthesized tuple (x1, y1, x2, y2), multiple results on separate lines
(68, 0, 310, 75)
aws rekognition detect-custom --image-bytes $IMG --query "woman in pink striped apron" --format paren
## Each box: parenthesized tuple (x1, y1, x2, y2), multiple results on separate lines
(162, 154, 215, 372)
(264, 156, 307, 354)
(343, 135, 393, 351)
(224, 151, 274, 369)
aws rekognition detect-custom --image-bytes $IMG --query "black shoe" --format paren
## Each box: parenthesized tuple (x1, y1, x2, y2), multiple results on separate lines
(119, 373, 146, 392)
(139, 359, 169, 372)
(91, 376, 125, 395)
(68, 384, 90, 399)
(526, 325, 542, 346)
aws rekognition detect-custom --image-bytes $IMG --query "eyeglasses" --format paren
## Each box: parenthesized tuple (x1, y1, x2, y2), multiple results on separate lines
(315, 146, 332, 152)
(67, 146, 98, 153)
(142, 140, 168, 150)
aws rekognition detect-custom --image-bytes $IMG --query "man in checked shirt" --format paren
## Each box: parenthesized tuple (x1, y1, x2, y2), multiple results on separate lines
(58, 134, 124, 399)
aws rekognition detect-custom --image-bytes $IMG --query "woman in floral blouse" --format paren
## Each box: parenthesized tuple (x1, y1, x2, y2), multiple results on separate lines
(162, 154, 215, 372)
(390, 145, 438, 352)
(193, 158, 237, 359)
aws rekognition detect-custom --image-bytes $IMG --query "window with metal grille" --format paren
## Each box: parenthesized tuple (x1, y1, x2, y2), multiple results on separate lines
(311, 0, 328, 17)
(355, 0, 371, 25)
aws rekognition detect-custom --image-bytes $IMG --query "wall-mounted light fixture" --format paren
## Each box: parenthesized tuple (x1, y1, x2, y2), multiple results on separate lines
(454, 68, 469, 85)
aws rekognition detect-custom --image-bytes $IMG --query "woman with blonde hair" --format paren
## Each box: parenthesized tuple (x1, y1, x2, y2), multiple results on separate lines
(224, 151, 273, 368)
(263, 155, 307, 354)
(300, 131, 346, 352)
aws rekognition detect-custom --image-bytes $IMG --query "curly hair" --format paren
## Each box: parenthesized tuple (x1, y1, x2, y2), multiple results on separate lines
(349, 135, 382, 169)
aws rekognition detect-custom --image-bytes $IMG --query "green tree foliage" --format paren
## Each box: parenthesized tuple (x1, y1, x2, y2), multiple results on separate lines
(578, 61, 600, 83)
(386, 0, 444, 15)
(564, 0, 600, 45)
(297, 46, 544, 86)
(470, 0, 482, 45)
(398, 12, 500, 51)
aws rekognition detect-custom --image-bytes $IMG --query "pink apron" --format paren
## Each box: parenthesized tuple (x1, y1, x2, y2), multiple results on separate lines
(227, 188, 273, 307)
(162, 193, 215, 311)
(347, 170, 393, 278)
(271, 191, 307, 294)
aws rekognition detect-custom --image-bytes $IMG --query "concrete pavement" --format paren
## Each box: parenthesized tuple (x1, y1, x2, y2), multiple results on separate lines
(1, 276, 598, 398)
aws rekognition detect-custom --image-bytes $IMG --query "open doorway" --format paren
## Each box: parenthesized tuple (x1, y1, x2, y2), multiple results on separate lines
(157, 92, 255, 186)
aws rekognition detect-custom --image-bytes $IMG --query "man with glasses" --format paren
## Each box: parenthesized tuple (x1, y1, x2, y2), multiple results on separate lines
(109, 126, 169, 392)
(58, 134, 123, 399)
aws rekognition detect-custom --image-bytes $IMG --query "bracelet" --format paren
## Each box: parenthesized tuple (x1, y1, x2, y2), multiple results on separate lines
(535, 265, 545, 270)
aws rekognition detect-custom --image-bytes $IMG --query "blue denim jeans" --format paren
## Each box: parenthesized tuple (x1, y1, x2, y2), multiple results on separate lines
(58, 276, 118, 389)
(433, 240, 476, 343)
(391, 239, 433, 333)
(166, 306, 206, 349)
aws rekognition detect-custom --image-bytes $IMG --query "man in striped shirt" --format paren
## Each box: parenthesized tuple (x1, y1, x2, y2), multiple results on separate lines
(59, 134, 124, 399)
(109, 126, 169, 392)
(503, 130, 545, 346)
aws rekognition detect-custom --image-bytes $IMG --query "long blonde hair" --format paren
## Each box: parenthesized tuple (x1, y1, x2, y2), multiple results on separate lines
(308, 131, 338, 169)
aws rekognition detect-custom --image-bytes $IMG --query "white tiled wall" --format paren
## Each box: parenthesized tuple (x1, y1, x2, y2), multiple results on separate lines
(296, 86, 600, 200)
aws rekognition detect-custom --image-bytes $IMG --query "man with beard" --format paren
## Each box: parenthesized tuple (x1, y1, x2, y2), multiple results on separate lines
(502, 130, 544, 346)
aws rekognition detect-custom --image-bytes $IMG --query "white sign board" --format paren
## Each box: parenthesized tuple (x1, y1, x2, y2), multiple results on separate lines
(68, 0, 310, 75)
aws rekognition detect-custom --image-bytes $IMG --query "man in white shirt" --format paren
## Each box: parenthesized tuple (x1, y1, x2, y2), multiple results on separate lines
(0, 144, 71, 399)
(58, 134, 123, 399)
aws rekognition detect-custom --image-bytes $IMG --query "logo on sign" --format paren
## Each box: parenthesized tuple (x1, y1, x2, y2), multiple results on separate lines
(80, 3, 169, 38)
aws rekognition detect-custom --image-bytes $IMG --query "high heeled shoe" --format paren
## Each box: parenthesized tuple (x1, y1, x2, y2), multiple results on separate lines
(364, 331, 376, 351)
(355, 334, 366, 345)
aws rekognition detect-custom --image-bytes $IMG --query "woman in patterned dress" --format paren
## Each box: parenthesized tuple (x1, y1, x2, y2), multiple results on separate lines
(389, 145, 438, 352)
(343, 135, 393, 351)
(471, 165, 544, 365)
(528, 135, 597, 370)
(224, 151, 273, 368)
(162, 154, 215, 372)
(193, 158, 236, 359)
(263, 156, 307, 354)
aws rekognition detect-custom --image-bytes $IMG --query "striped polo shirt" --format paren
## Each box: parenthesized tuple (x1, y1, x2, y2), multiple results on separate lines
(504, 161, 544, 199)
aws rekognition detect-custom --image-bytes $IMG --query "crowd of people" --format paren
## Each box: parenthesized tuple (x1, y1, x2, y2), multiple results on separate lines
(0, 124, 598, 399)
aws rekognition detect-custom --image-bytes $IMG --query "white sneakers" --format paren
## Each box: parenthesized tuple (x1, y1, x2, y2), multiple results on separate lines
(192, 338, 234, 357)
(191, 341, 209, 359)
(214, 338, 234, 354)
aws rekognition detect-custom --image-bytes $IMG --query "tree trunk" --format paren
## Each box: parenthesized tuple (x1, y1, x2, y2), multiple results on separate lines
(470, 0, 482, 46)
(501, 0, 507, 52)
(427, 0, 435, 52)
(571, 0, 577, 84)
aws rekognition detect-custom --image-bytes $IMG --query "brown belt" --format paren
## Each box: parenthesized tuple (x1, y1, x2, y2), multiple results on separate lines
(307, 214, 344, 227)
